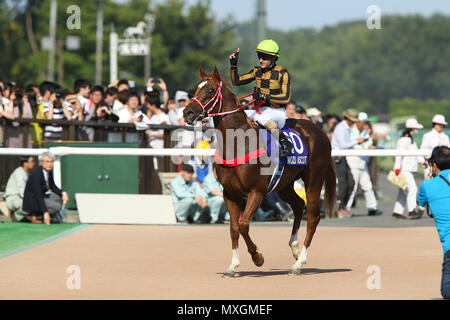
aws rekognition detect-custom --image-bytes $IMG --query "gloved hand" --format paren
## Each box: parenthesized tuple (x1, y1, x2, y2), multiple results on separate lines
(229, 49, 239, 67)
(252, 91, 270, 102)
(395, 169, 401, 176)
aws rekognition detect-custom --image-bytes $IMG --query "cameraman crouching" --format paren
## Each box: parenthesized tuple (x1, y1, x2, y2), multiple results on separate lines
(417, 146, 450, 299)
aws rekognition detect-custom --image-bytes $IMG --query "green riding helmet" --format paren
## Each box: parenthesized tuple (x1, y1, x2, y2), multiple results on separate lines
(255, 39, 280, 57)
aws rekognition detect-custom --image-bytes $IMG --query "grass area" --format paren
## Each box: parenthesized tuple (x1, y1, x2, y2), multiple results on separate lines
(0, 223, 82, 254)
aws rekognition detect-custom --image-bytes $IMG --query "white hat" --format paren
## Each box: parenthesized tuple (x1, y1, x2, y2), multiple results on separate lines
(358, 112, 368, 121)
(405, 118, 423, 129)
(175, 90, 189, 102)
(432, 114, 447, 125)
(306, 107, 321, 117)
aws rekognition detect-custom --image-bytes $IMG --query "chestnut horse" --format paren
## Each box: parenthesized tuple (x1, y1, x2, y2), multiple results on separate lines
(184, 67, 336, 277)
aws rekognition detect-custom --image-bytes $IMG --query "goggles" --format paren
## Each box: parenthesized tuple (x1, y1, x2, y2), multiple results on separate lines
(257, 52, 274, 61)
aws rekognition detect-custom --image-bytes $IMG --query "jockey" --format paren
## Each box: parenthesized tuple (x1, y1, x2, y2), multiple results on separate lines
(229, 39, 293, 157)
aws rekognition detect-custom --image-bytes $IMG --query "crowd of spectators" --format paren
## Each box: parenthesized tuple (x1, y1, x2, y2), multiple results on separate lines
(0, 77, 190, 147)
(0, 76, 373, 224)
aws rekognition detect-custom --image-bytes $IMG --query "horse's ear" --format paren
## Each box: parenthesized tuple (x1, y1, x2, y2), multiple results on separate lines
(213, 66, 220, 80)
(199, 66, 207, 79)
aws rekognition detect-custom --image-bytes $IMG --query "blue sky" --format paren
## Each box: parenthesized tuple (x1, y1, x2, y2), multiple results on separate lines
(195, 0, 450, 31)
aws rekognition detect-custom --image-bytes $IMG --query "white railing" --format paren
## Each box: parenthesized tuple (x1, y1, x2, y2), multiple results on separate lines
(1, 147, 432, 188)
(0, 146, 432, 157)
(0, 148, 49, 156)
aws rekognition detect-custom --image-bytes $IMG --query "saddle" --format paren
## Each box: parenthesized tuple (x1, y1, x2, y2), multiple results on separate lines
(215, 118, 308, 168)
(257, 120, 308, 166)
(259, 118, 308, 193)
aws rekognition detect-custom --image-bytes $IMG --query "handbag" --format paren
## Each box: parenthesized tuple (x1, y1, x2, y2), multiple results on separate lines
(387, 170, 408, 190)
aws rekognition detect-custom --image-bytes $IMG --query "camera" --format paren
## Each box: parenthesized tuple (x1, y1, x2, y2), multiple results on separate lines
(52, 88, 66, 108)
(55, 88, 65, 100)
(12, 87, 23, 101)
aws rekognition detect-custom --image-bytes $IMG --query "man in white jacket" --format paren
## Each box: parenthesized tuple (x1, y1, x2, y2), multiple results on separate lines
(346, 113, 382, 216)
(420, 114, 450, 178)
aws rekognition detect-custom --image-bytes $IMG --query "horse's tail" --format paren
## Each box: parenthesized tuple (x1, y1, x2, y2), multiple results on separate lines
(324, 159, 337, 218)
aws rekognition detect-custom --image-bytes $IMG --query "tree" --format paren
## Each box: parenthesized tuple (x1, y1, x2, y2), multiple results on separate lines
(0, 0, 236, 94)
(389, 98, 450, 128)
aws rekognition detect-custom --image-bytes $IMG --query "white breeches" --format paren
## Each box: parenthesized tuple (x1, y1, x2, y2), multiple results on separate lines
(346, 166, 377, 211)
(245, 106, 286, 129)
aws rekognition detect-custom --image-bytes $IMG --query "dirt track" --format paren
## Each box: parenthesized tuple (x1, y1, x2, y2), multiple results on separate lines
(0, 224, 443, 299)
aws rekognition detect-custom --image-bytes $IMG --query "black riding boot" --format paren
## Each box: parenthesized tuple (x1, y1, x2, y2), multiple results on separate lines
(278, 131, 293, 157)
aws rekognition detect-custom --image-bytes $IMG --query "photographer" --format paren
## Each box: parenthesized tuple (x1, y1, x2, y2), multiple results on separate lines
(25, 87, 45, 147)
(104, 87, 118, 110)
(417, 146, 450, 299)
(43, 88, 72, 142)
(0, 82, 16, 106)
(146, 77, 169, 108)
(1, 86, 32, 147)
(90, 85, 119, 123)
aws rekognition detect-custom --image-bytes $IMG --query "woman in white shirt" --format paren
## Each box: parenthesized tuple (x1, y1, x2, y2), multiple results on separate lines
(392, 118, 427, 219)
(143, 94, 169, 149)
(117, 91, 150, 143)
(143, 94, 169, 170)
(420, 114, 450, 178)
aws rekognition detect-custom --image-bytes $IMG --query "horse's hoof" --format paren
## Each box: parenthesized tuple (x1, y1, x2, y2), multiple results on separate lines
(254, 255, 264, 267)
(222, 270, 236, 278)
(288, 268, 301, 276)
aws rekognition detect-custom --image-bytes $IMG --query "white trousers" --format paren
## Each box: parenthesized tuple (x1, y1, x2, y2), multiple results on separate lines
(346, 166, 377, 211)
(393, 171, 418, 215)
(245, 106, 286, 129)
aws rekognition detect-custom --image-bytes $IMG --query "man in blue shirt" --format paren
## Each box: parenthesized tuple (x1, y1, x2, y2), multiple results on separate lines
(203, 164, 229, 223)
(170, 164, 208, 223)
(331, 108, 366, 218)
(417, 146, 450, 299)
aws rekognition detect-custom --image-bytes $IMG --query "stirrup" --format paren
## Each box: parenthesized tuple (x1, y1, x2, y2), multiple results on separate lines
(279, 147, 290, 157)
(279, 135, 292, 157)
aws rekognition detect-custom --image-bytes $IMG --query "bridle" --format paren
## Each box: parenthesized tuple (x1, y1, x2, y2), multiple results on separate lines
(191, 79, 255, 121)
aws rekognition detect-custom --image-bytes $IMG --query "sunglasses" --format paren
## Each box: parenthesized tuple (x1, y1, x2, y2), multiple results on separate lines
(257, 52, 273, 61)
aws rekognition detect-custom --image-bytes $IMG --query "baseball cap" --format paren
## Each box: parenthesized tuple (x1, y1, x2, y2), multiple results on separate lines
(306, 107, 321, 117)
(358, 112, 368, 121)
(196, 141, 210, 149)
(181, 164, 194, 173)
(296, 105, 306, 114)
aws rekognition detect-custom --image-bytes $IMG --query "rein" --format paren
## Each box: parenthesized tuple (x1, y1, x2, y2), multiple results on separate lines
(191, 81, 262, 119)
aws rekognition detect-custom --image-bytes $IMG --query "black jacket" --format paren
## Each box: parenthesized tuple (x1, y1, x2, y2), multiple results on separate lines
(23, 166, 62, 214)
